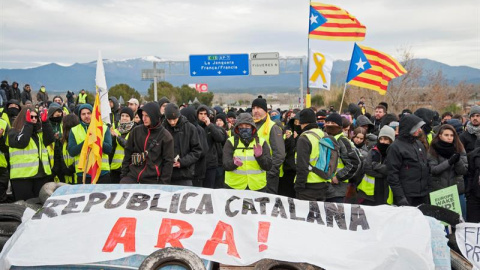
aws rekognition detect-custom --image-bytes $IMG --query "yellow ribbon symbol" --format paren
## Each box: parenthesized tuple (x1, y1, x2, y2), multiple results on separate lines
(310, 52, 327, 84)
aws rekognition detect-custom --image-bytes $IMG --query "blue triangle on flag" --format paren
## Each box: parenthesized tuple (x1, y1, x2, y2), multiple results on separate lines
(309, 6, 327, 33)
(346, 43, 372, 82)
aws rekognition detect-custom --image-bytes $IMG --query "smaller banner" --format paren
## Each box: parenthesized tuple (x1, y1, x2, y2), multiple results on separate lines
(455, 223, 480, 269)
(308, 49, 333, 90)
(429, 185, 462, 216)
(188, 84, 208, 93)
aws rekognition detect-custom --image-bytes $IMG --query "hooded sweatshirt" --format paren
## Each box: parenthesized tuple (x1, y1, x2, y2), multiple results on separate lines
(8, 82, 21, 101)
(121, 102, 174, 184)
(386, 114, 429, 199)
(181, 106, 208, 179)
(37, 87, 49, 103)
(109, 97, 120, 127)
(21, 85, 33, 105)
(197, 105, 226, 169)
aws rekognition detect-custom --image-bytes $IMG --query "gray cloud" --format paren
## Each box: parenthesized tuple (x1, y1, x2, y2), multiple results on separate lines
(1, 0, 478, 69)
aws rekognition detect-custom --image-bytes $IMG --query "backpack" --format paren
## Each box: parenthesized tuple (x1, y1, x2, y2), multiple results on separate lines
(337, 136, 364, 184)
(302, 130, 339, 180)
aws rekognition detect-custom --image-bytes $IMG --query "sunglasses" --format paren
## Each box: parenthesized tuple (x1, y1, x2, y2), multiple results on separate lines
(30, 115, 39, 119)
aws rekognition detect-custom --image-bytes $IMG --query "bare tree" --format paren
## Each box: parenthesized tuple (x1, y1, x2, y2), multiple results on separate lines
(426, 70, 449, 111)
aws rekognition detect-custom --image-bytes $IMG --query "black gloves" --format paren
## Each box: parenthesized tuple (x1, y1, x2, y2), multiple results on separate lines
(395, 196, 410, 206)
(448, 153, 460, 165)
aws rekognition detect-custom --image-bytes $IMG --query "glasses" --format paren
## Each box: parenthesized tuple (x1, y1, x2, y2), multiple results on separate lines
(30, 115, 38, 119)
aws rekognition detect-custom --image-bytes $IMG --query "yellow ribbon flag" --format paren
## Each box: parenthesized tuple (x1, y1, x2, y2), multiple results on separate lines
(308, 49, 333, 90)
(78, 92, 104, 184)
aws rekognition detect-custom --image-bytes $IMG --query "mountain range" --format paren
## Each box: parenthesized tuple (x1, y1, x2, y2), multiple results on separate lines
(1, 56, 479, 94)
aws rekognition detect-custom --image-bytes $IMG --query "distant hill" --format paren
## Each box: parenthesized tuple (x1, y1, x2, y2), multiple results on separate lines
(1, 56, 479, 94)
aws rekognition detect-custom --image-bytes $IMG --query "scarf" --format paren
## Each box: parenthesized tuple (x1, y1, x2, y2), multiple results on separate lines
(466, 122, 480, 138)
(118, 121, 134, 134)
(254, 114, 271, 136)
(432, 140, 455, 159)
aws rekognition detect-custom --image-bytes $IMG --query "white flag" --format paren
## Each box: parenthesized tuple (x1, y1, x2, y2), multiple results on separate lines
(308, 49, 333, 90)
(96, 51, 111, 124)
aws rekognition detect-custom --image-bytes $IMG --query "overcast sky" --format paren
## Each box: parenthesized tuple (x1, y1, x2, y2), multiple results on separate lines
(1, 0, 479, 69)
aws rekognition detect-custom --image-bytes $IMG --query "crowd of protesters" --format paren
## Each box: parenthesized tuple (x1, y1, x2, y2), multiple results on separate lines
(0, 81, 479, 223)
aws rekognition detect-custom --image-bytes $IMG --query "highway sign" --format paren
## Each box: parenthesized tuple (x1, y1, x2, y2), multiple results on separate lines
(250, 52, 279, 59)
(141, 69, 165, 80)
(251, 59, 280, 76)
(189, 54, 249, 76)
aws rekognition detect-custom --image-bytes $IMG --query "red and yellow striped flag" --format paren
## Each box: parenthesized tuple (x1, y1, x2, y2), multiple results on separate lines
(309, 2, 366, 41)
(78, 92, 104, 183)
(346, 43, 407, 95)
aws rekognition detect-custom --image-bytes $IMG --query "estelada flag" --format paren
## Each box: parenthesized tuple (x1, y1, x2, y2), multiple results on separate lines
(346, 43, 407, 95)
(78, 92, 104, 183)
(309, 2, 366, 41)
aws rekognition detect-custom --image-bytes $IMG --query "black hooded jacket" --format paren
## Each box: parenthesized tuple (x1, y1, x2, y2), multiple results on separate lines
(21, 86, 32, 105)
(386, 114, 429, 199)
(181, 106, 208, 179)
(414, 108, 435, 136)
(163, 115, 203, 182)
(109, 97, 120, 127)
(197, 105, 226, 169)
(8, 82, 21, 101)
(122, 102, 174, 184)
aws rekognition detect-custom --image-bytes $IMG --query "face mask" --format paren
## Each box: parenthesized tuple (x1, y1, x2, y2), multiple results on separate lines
(50, 116, 62, 123)
(325, 125, 342, 136)
(7, 107, 19, 117)
(294, 125, 302, 135)
(271, 114, 280, 121)
(377, 143, 390, 156)
(317, 122, 325, 129)
(238, 128, 252, 140)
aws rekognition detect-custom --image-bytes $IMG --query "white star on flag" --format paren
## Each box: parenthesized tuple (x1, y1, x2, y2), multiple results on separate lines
(310, 14, 318, 25)
(356, 58, 367, 71)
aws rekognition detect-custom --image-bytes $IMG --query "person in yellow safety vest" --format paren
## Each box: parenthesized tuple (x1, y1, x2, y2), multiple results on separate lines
(8, 106, 55, 201)
(294, 109, 330, 201)
(358, 126, 395, 206)
(0, 118, 9, 203)
(1, 99, 22, 127)
(67, 103, 113, 184)
(76, 89, 88, 105)
(52, 96, 70, 116)
(223, 113, 272, 192)
(110, 107, 135, 184)
(47, 104, 65, 182)
(60, 115, 80, 184)
(251, 96, 285, 194)
(324, 113, 362, 203)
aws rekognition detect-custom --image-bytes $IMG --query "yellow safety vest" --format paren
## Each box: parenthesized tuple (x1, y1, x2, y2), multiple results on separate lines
(111, 132, 129, 170)
(294, 129, 329, 184)
(357, 174, 394, 205)
(62, 142, 77, 184)
(78, 93, 87, 104)
(63, 106, 70, 116)
(257, 118, 276, 154)
(334, 133, 353, 183)
(0, 108, 10, 127)
(9, 131, 52, 179)
(71, 124, 110, 174)
(225, 137, 267, 191)
(0, 119, 8, 168)
(427, 131, 434, 145)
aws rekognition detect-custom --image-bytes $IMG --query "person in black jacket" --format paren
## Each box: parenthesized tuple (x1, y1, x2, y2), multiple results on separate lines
(163, 103, 202, 186)
(386, 114, 430, 206)
(109, 97, 120, 129)
(460, 105, 480, 154)
(278, 114, 299, 198)
(8, 82, 21, 101)
(197, 105, 226, 188)
(21, 84, 33, 105)
(181, 106, 208, 187)
(214, 113, 228, 188)
(120, 102, 174, 184)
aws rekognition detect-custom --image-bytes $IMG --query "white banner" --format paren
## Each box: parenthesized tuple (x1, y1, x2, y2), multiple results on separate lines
(1, 187, 434, 269)
(455, 223, 480, 269)
(96, 51, 111, 124)
(308, 49, 333, 90)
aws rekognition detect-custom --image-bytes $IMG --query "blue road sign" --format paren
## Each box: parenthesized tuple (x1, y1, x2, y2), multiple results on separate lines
(189, 54, 249, 76)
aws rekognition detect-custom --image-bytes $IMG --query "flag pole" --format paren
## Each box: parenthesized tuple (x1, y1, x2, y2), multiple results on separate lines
(339, 83, 348, 113)
(82, 148, 90, 184)
(305, 0, 311, 109)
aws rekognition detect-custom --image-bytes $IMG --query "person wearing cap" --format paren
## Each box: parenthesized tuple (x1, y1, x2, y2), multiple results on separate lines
(46, 103, 65, 182)
(1, 99, 21, 127)
(163, 103, 202, 186)
(294, 109, 330, 201)
(197, 104, 226, 188)
(110, 107, 135, 183)
(460, 105, 480, 154)
(359, 126, 396, 206)
(316, 111, 327, 130)
(386, 114, 429, 206)
(121, 102, 174, 184)
(128, 98, 140, 114)
(355, 115, 377, 149)
(251, 97, 285, 194)
(76, 89, 87, 105)
(36, 86, 49, 104)
(223, 113, 272, 191)
(226, 111, 237, 132)
(324, 113, 362, 203)
(414, 108, 436, 145)
(53, 95, 70, 116)
(68, 104, 113, 184)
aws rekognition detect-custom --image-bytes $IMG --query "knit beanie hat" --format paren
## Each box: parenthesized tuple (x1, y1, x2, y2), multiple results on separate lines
(325, 113, 343, 127)
(378, 125, 395, 142)
(251, 98, 267, 112)
(120, 107, 134, 121)
(165, 103, 180, 120)
(469, 105, 480, 117)
(299, 109, 316, 124)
